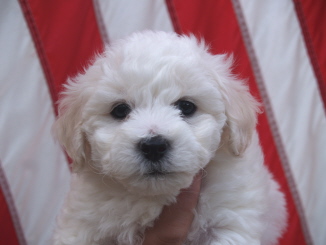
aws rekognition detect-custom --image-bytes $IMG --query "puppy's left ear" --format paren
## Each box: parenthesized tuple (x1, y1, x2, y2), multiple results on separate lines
(213, 55, 261, 156)
(53, 77, 92, 172)
(53, 53, 105, 171)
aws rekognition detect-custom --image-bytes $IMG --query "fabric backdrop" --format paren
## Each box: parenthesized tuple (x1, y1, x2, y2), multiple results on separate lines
(0, 0, 325, 244)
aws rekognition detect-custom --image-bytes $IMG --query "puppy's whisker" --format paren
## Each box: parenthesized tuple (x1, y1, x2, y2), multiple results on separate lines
(100, 175, 113, 188)
(106, 174, 119, 184)
(217, 140, 227, 151)
(87, 161, 102, 175)
(198, 167, 208, 179)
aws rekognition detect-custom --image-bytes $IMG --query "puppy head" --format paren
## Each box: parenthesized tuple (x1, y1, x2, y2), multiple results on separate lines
(54, 31, 259, 195)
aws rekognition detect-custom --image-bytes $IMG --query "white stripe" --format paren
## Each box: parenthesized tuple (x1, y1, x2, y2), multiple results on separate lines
(0, 1, 71, 244)
(96, 0, 174, 42)
(238, 0, 326, 244)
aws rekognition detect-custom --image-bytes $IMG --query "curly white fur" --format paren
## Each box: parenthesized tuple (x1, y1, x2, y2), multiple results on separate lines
(53, 31, 287, 245)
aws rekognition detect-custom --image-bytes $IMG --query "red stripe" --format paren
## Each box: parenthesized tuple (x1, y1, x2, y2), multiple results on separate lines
(0, 189, 20, 245)
(168, 0, 308, 244)
(19, 0, 57, 112)
(19, 0, 104, 114)
(165, 0, 182, 34)
(293, 0, 326, 114)
(0, 162, 26, 245)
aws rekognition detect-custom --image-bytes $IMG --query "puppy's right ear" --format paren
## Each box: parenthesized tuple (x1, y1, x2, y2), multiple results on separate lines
(53, 77, 90, 172)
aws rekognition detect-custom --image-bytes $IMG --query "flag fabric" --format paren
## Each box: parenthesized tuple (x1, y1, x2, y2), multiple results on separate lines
(0, 0, 325, 244)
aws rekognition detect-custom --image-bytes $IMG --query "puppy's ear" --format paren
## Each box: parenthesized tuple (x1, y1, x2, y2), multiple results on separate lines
(53, 77, 91, 172)
(214, 55, 261, 156)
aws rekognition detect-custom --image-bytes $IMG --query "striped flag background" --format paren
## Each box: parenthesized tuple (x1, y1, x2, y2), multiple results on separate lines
(0, 0, 325, 244)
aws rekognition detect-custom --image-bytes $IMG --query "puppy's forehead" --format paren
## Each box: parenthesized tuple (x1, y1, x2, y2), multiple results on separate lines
(101, 60, 214, 106)
(98, 33, 219, 104)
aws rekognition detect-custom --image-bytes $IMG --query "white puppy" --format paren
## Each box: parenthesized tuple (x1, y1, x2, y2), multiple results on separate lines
(53, 31, 287, 245)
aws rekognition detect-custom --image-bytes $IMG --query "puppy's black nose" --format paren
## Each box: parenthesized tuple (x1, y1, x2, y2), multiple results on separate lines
(138, 136, 170, 162)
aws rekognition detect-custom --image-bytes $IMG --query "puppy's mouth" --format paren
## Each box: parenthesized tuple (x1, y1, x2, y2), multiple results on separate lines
(145, 169, 170, 177)
(143, 161, 172, 178)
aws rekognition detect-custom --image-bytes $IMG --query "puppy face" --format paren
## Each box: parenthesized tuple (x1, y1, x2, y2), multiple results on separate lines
(54, 32, 259, 195)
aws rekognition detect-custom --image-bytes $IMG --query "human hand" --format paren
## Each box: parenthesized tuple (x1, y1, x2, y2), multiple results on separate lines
(142, 172, 202, 245)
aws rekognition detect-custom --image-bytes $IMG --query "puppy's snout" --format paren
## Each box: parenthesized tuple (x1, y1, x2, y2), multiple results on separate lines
(138, 136, 170, 162)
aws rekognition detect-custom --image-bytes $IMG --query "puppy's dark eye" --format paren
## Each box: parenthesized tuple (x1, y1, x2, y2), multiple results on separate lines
(111, 103, 131, 120)
(174, 100, 196, 117)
